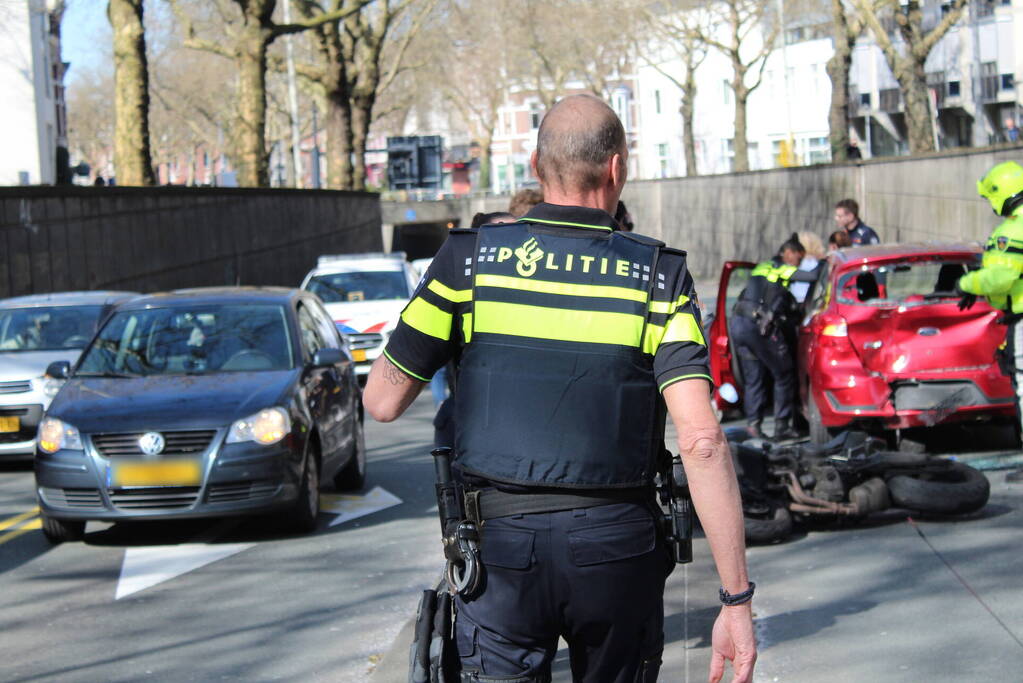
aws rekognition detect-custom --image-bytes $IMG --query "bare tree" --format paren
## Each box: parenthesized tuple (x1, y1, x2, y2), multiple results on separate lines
(697, 0, 780, 173)
(641, 5, 709, 176)
(67, 66, 116, 180)
(826, 0, 862, 162)
(108, 0, 156, 185)
(853, 0, 968, 154)
(173, 0, 371, 187)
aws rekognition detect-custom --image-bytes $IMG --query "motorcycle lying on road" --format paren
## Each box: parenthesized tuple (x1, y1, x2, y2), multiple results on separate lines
(727, 429, 991, 544)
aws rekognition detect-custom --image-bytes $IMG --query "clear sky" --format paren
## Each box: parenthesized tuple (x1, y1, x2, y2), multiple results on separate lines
(61, 0, 112, 84)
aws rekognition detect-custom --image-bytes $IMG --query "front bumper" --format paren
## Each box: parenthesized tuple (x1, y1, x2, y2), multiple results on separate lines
(0, 403, 44, 458)
(35, 430, 303, 521)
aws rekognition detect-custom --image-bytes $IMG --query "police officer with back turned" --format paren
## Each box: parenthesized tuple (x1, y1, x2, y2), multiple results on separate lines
(363, 95, 755, 683)
(959, 160, 1023, 481)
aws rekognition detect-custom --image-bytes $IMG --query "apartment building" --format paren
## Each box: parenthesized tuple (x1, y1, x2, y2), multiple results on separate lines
(0, 0, 68, 186)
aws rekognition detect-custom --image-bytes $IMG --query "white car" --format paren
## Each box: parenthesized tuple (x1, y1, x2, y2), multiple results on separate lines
(301, 253, 419, 379)
(0, 291, 136, 459)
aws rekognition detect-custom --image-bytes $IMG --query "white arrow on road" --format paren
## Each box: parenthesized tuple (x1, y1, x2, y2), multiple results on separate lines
(321, 485, 402, 527)
(114, 487, 402, 599)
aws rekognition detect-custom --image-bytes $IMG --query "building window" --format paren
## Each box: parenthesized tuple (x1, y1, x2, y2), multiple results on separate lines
(860, 92, 871, 107)
(530, 104, 542, 130)
(722, 80, 732, 105)
(656, 143, 669, 178)
(1001, 73, 1015, 90)
(948, 80, 961, 97)
(612, 87, 632, 130)
(654, 90, 661, 114)
(806, 136, 831, 164)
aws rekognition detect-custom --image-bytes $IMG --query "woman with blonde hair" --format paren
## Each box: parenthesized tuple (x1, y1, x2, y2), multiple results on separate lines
(791, 231, 825, 303)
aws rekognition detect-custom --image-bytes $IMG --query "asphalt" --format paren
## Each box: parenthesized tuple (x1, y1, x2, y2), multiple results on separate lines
(2, 397, 1022, 681)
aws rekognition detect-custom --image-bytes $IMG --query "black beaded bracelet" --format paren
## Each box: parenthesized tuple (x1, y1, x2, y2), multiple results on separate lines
(719, 582, 756, 606)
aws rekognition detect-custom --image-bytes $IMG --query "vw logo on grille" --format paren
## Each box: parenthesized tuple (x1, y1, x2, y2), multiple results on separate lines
(138, 432, 166, 456)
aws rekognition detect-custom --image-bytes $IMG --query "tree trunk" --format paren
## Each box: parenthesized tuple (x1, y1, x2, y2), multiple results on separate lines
(682, 70, 698, 176)
(325, 86, 354, 190)
(826, 0, 853, 163)
(108, 0, 155, 186)
(236, 24, 270, 187)
(733, 82, 750, 173)
(478, 132, 493, 191)
(350, 96, 373, 191)
(898, 58, 936, 154)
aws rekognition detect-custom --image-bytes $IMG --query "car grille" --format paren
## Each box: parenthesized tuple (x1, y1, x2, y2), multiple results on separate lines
(41, 487, 104, 509)
(108, 487, 200, 510)
(0, 380, 32, 395)
(348, 333, 384, 351)
(91, 430, 217, 457)
(207, 481, 280, 503)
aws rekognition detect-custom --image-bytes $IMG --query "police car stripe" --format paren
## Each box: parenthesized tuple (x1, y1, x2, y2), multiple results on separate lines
(400, 297, 452, 340)
(427, 279, 472, 303)
(517, 217, 613, 232)
(382, 350, 430, 382)
(474, 301, 643, 346)
(475, 273, 647, 302)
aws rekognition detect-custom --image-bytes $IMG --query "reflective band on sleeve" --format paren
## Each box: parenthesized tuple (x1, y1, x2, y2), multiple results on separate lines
(662, 312, 706, 346)
(659, 374, 713, 393)
(401, 297, 452, 340)
(475, 273, 647, 303)
(517, 217, 613, 231)
(428, 279, 472, 303)
(648, 294, 690, 315)
(382, 350, 430, 382)
(474, 301, 643, 346)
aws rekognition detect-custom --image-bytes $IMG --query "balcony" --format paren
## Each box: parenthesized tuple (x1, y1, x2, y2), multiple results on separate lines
(879, 88, 903, 113)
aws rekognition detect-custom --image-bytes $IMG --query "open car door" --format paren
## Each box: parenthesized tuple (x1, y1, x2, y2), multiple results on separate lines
(708, 261, 755, 413)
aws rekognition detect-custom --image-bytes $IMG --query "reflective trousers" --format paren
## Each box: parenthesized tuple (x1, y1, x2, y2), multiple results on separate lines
(729, 313, 795, 425)
(1004, 318, 1023, 435)
(454, 502, 670, 683)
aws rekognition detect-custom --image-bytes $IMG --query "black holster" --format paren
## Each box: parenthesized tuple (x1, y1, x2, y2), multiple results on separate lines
(657, 450, 693, 565)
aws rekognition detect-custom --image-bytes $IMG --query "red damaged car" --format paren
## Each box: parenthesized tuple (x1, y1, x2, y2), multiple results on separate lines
(710, 244, 1016, 445)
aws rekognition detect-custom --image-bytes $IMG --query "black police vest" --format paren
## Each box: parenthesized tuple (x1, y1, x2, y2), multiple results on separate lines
(453, 221, 664, 489)
(738, 262, 797, 319)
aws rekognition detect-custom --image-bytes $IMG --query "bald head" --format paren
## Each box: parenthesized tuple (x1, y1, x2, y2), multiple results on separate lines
(534, 94, 626, 193)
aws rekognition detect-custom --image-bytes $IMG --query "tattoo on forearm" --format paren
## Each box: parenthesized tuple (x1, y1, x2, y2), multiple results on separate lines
(383, 358, 410, 386)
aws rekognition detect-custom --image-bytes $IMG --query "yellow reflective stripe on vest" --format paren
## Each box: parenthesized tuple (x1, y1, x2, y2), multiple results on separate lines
(462, 312, 473, 343)
(428, 279, 472, 303)
(751, 261, 796, 285)
(648, 294, 690, 315)
(474, 301, 643, 346)
(401, 297, 452, 340)
(475, 273, 647, 303)
(642, 312, 705, 354)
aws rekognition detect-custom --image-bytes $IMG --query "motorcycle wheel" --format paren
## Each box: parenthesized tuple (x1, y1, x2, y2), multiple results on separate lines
(743, 499, 793, 544)
(886, 461, 990, 515)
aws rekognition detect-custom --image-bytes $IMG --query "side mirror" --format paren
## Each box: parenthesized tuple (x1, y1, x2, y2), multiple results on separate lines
(311, 348, 343, 368)
(45, 361, 71, 380)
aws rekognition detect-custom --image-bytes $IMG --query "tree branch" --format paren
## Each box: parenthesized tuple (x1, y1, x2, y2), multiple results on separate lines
(271, 0, 375, 38)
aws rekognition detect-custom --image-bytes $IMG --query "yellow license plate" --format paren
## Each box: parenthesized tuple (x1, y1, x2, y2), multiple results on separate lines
(113, 460, 202, 487)
(352, 349, 367, 362)
(0, 416, 19, 433)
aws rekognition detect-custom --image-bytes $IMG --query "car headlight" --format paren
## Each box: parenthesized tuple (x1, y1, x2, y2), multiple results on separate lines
(226, 407, 291, 445)
(38, 417, 83, 453)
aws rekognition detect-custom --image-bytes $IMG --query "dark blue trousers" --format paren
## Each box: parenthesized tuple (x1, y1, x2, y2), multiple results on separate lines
(454, 502, 670, 682)
(730, 313, 795, 425)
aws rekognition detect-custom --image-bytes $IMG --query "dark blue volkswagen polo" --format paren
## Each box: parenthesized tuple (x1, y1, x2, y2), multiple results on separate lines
(34, 288, 365, 542)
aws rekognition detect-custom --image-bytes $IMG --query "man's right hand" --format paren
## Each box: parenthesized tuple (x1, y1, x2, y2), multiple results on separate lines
(708, 604, 757, 683)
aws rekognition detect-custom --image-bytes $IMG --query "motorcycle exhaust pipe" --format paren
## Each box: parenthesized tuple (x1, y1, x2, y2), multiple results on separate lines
(848, 477, 890, 515)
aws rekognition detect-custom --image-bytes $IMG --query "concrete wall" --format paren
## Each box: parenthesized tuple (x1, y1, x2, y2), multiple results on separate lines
(0, 186, 381, 298)
(381, 144, 1023, 281)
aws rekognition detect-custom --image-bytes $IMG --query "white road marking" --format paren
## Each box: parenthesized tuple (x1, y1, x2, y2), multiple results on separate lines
(116, 541, 256, 600)
(321, 485, 402, 527)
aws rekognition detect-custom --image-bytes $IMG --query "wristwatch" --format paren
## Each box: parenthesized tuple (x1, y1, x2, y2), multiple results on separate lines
(719, 582, 756, 606)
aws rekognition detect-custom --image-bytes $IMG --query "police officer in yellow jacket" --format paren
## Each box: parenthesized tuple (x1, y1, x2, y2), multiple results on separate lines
(959, 161, 1023, 479)
(363, 95, 756, 683)
(730, 235, 819, 440)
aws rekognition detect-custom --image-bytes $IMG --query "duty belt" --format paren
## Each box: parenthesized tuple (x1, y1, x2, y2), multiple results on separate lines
(463, 488, 650, 523)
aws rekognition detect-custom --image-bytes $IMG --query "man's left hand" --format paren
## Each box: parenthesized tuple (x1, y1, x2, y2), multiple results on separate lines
(709, 604, 757, 683)
(958, 293, 977, 311)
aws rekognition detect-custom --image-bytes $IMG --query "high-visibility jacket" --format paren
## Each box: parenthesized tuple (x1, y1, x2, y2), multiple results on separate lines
(735, 260, 800, 322)
(958, 211, 1023, 313)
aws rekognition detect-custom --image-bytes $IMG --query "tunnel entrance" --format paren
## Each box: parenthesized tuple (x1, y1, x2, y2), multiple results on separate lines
(391, 221, 456, 261)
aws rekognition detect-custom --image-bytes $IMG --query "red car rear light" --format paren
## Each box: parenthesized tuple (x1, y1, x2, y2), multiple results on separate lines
(816, 314, 851, 347)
